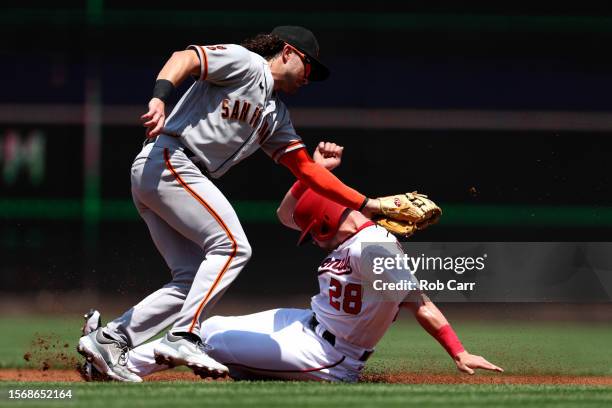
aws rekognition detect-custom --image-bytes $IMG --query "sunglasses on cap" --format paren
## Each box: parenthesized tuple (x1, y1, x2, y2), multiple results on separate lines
(286, 44, 311, 80)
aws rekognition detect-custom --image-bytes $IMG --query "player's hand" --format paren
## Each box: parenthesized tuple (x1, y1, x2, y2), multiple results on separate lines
(313, 141, 343, 171)
(454, 351, 504, 375)
(361, 198, 382, 219)
(140, 98, 166, 138)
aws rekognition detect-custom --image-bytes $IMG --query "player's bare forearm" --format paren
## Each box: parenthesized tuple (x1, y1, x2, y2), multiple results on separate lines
(402, 294, 449, 334)
(140, 50, 200, 138)
(156, 50, 201, 86)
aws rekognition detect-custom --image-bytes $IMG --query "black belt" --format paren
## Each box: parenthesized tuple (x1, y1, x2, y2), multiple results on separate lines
(145, 136, 205, 174)
(308, 315, 373, 362)
(182, 146, 196, 158)
(144, 135, 196, 158)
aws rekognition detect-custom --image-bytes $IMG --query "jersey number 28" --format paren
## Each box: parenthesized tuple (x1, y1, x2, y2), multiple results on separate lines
(329, 277, 362, 315)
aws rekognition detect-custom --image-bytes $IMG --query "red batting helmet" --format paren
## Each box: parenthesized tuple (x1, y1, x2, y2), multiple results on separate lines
(293, 189, 348, 245)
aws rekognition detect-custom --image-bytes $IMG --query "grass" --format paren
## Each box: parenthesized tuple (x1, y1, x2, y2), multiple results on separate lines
(1, 316, 611, 407)
(1, 316, 611, 376)
(1, 382, 611, 408)
(371, 320, 612, 376)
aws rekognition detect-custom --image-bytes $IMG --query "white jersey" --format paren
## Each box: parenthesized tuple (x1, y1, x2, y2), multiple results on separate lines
(311, 224, 413, 349)
(163, 44, 305, 178)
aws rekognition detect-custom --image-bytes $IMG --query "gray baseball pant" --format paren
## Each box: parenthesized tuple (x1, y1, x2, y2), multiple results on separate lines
(105, 136, 252, 346)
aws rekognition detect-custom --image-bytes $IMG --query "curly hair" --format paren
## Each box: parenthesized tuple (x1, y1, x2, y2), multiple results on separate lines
(241, 33, 285, 59)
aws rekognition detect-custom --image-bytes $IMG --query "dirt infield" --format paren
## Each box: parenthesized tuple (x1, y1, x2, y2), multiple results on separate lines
(1, 369, 612, 385)
(361, 373, 612, 386)
(0, 369, 222, 383)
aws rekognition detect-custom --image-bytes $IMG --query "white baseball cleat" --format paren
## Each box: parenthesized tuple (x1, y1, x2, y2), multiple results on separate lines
(79, 357, 107, 382)
(153, 332, 228, 379)
(77, 329, 143, 383)
(79, 309, 106, 382)
(82, 309, 101, 336)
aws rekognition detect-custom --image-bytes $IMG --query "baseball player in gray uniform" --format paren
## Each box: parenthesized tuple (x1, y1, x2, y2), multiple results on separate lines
(78, 26, 383, 382)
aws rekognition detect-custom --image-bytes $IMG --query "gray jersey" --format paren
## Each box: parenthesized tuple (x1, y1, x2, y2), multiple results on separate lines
(100, 41, 307, 365)
(162, 44, 305, 178)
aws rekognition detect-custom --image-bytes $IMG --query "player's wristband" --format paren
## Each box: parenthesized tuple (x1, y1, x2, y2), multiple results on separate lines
(358, 197, 369, 212)
(152, 79, 175, 103)
(434, 324, 465, 358)
(290, 180, 308, 199)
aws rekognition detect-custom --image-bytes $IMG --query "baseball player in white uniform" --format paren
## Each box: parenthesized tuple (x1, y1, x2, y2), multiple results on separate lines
(78, 27, 384, 382)
(81, 143, 503, 382)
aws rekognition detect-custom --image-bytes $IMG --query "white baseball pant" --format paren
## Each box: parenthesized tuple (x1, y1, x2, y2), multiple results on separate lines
(127, 308, 364, 382)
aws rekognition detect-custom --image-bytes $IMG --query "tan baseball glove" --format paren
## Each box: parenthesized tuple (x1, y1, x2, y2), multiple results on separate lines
(373, 192, 442, 238)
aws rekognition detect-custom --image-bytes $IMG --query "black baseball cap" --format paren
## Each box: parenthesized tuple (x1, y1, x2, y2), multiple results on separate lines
(271, 26, 330, 81)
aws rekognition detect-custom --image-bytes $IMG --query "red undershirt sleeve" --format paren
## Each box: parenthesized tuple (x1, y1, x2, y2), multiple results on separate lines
(279, 148, 367, 210)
